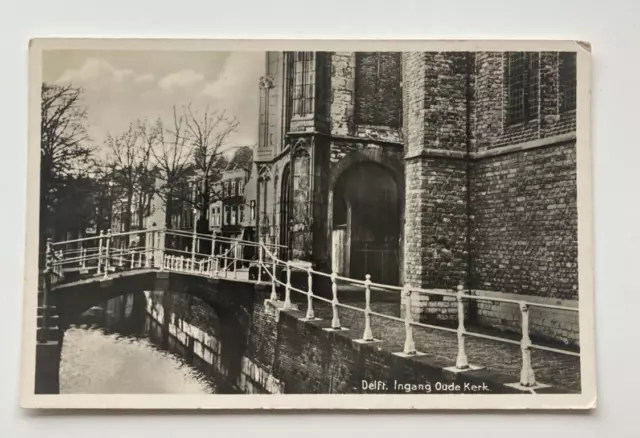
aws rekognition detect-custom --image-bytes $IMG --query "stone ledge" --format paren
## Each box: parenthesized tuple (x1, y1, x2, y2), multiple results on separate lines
(268, 301, 576, 394)
(403, 132, 577, 162)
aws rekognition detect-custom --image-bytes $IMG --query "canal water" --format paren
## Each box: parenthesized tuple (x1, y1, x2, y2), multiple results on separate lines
(59, 290, 219, 394)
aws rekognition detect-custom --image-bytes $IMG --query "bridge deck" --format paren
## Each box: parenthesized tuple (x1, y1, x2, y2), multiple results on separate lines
(51, 267, 253, 290)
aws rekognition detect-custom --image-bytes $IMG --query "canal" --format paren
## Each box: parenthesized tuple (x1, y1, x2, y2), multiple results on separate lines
(58, 289, 221, 394)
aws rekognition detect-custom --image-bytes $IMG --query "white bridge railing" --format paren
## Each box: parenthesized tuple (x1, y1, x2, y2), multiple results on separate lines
(44, 227, 579, 392)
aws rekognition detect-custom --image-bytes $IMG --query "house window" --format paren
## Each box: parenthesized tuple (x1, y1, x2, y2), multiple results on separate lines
(559, 52, 577, 112)
(240, 205, 245, 223)
(210, 206, 220, 227)
(250, 200, 256, 220)
(293, 52, 315, 116)
(231, 205, 237, 225)
(506, 52, 540, 125)
(224, 205, 230, 225)
(238, 178, 244, 196)
(230, 180, 236, 197)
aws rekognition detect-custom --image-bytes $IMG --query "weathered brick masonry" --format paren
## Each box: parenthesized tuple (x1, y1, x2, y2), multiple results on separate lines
(402, 51, 579, 345)
(470, 142, 578, 300)
(255, 51, 579, 346)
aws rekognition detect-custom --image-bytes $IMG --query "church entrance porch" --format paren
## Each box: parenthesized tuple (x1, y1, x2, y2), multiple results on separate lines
(331, 162, 400, 285)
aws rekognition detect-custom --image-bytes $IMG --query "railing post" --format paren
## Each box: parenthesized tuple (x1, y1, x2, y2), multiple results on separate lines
(209, 231, 216, 277)
(362, 274, 374, 341)
(234, 239, 239, 279)
(145, 231, 151, 268)
(191, 209, 198, 266)
(331, 271, 341, 329)
(103, 229, 111, 279)
(258, 245, 263, 283)
(214, 256, 219, 277)
(159, 227, 166, 270)
(283, 261, 292, 310)
(270, 257, 277, 301)
(519, 302, 536, 387)
(456, 285, 469, 369)
(40, 237, 54, 343)
(179, 255, 184, 272)
(118, 244, 124, 267)
(403, 285, 417, 355)
(97, 230, 104, 275)
(56, 250, 63, 278)
(130, 243, 135, 269)
(44, 237, 52, 274)
(80, 245, 86, 269)
(305, 266, 315, 320)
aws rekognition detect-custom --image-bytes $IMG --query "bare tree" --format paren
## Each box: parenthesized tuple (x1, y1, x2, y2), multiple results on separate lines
(183, 105, 239, 222)
(135, 120, 161, 230)
(105, 123, 155, 233)
(150, 106, 195, 228)
(40, 83, 93, 243)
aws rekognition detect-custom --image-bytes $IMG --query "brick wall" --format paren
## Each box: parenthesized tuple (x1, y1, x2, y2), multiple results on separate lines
(402, 52, 470, 290)
(404, 157, 468, 289)
(470, 141, 578, 300)
(471, 290, 580, 346)
(400, 51, 579, 343)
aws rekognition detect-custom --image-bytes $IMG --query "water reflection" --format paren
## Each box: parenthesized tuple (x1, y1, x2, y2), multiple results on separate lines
(59, 290, 217, 394)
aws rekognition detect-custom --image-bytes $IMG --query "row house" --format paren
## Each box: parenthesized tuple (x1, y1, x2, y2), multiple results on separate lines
(209, 168, 257, 240)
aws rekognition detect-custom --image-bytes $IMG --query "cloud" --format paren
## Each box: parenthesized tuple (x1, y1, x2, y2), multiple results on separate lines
(134, 73, 155, 83)
(158, 69, 205, 91)
(202, 52, 263, 100)
(56, 58, 134, 84)
(200, 52, 263, 147)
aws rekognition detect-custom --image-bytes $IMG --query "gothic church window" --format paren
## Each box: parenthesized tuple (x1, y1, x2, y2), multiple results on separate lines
(559, 52, 577, 112)
(355, 52, 402, 128)
(293, 52, 315, 116)
(505, 52, 540, 125)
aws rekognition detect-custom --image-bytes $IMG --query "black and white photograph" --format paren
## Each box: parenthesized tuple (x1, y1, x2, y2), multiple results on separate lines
(20, 39, 594, 410)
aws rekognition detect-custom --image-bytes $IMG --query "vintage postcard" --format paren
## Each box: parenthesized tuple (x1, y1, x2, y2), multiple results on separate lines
(20, 39, 595, 410)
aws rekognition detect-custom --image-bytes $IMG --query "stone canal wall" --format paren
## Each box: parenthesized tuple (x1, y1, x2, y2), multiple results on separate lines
(150, 275, 525, 395)
(144, 289, 285, 394)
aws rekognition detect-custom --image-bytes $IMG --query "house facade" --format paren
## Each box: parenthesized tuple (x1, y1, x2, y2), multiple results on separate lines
(210, 167, 257, 240)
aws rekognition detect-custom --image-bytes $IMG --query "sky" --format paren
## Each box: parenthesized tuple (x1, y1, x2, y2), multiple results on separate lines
(42, 50, 265, 152)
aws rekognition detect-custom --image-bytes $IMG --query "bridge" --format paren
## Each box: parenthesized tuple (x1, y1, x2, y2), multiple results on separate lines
(38, 227, 580, 394)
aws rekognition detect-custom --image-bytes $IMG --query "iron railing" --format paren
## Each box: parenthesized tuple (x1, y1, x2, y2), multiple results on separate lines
(43, 227, 579, 391)
(257, 243, 579, 391)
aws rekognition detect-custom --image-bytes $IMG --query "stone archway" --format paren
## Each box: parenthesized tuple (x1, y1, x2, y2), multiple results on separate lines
(331, 161, 402, 285)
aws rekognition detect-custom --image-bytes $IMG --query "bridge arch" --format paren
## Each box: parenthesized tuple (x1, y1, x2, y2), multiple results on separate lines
(50, 272, 255, 394)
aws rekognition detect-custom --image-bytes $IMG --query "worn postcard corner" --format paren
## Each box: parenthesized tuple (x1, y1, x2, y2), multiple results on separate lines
(20, 39, 594, 411)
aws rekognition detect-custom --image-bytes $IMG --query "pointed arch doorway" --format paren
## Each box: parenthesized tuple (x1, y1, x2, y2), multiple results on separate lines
(331, 161, 401, 285)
